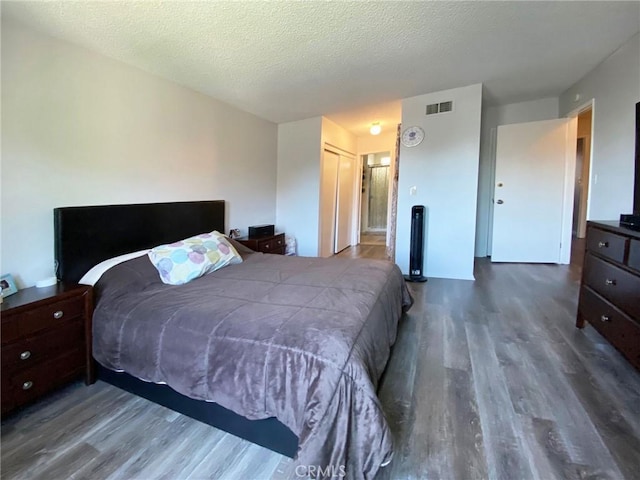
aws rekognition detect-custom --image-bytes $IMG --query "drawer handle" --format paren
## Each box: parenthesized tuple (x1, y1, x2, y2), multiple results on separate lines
(600, 315, 611, 323)
(598, 241, 609, 248)
(265, 244, 270, 249)
(22, 381, 33, 390)
(605, 279, 617, 286)
(19, 351, 31, 360)
(53, 310, 64, 319)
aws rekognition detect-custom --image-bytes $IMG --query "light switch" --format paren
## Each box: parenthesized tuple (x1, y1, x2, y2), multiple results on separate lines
(409, 186, 417, 196)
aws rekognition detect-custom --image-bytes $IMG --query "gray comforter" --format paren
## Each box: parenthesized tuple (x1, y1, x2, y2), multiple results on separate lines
(93, 251, 413, 479)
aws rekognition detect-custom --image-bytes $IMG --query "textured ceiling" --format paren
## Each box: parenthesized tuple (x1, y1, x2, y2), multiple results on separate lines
(3, 1, 639, 136)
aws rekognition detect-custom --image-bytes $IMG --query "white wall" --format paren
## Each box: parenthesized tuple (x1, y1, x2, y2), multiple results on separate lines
(559, 32, 640, 220)
(1, 20, 278, 288)
(476, 97, 559, 256)
(397, 83, 482, 280)
(357, 131, 397, 155)
(276, 117, 323, 256)
(276, 117, 356, 257)
(321, 117, 357, 156)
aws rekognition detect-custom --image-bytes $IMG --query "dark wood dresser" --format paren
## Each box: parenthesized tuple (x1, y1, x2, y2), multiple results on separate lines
(577, 221, 640, 370)
(1, 283, 94, 416)
(237, 233, 285, 255)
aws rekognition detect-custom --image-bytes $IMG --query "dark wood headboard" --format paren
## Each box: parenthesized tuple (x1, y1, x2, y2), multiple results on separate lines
(54, 200, 226, 283)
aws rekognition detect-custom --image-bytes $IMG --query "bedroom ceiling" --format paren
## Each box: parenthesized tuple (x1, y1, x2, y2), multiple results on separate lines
(3, 1, 639, 136)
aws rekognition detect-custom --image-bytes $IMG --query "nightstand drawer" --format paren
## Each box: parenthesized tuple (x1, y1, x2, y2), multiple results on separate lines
(1, 283, 94, 416)
(2, 296, 84, 343)
(3, 348, 85, 408)
(1, 319, 84, 369)
(584, 253, 640, 319)
(586, 227, 628, 264)
(579, 286, 640, 369)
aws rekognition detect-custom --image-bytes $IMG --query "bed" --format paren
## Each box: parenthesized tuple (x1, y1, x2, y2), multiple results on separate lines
(54, 200, 412, 479)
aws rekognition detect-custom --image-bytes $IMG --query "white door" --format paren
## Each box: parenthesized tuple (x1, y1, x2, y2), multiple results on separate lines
(492, 118, 577, 263)
(319, 150, 339, 257)
(335, 154, 354, 253)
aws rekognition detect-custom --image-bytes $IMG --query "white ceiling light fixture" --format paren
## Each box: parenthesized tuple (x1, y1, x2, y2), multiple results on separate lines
(370, 122, 381, 135)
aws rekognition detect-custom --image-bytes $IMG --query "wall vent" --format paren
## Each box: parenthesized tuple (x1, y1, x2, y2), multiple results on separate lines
(425, 101, 454, 115)
(426, 103, 439, 115)
(439, 101, 453, 113)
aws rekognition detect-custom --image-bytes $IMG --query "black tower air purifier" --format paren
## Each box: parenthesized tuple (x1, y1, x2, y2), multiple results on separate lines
(404, 205, 428, 283)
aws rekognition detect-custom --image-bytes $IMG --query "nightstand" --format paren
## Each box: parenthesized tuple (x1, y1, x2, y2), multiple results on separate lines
(1, 283, 94, 416)
(237, 233, 285, 255)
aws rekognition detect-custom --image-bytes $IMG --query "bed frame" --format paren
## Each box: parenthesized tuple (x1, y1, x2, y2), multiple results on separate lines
(54, 200, 298, 457)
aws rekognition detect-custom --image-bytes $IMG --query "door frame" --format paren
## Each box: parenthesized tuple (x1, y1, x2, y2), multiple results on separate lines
(559, 117, 579, 264)
(355, 148, 395, 247)
(567, 99, 595, 233)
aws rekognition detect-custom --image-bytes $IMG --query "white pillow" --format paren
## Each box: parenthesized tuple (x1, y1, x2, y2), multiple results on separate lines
(148, 231, 242, 285)
(79, 250, 150, 286)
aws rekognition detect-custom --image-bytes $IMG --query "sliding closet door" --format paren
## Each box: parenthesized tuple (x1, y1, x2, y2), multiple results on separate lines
(335, 154, 354, 253)
(319, 150, 339, 257)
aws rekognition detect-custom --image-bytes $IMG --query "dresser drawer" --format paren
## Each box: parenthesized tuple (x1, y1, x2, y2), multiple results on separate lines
(584, 253, 640, 319)
(586, 227, 628, 264)
(256, 234, 284, 253)
(629, 239, 640, 273)
(579, 286, 640, 369)
(1, 318, 84, 369)
(239, 233, 285, 254)
(2, 295, 85, 344)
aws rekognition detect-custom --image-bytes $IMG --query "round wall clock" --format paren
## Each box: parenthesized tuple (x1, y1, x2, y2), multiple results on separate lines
(401, 126, 425, 147)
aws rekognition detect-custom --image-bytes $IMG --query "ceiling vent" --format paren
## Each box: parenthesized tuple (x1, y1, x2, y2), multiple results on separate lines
(426, 101, 454, 115)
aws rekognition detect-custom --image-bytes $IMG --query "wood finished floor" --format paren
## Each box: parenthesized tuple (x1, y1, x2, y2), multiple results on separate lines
(359, 233, 387, 246)
(335, 243, 389, 260)
(3, 242, 640, 479)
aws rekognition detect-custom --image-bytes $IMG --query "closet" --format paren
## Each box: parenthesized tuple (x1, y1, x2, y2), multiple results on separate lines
(319, 148, 355, 257)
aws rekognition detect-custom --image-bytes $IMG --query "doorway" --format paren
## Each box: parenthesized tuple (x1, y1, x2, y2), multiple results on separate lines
(491, 118, 577, 264)
(572, 108, 592, 239)
(360, 151, 390, 246)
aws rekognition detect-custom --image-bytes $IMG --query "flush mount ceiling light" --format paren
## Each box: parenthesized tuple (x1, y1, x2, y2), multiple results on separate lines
(370, 122, 381, 135)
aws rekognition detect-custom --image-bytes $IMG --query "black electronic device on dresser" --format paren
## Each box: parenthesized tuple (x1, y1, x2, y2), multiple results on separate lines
(619, 101, 640, 230)
(248, 224, 275, 238)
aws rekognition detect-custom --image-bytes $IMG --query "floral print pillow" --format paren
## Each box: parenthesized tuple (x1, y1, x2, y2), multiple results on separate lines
(148, 231, 242, 285)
